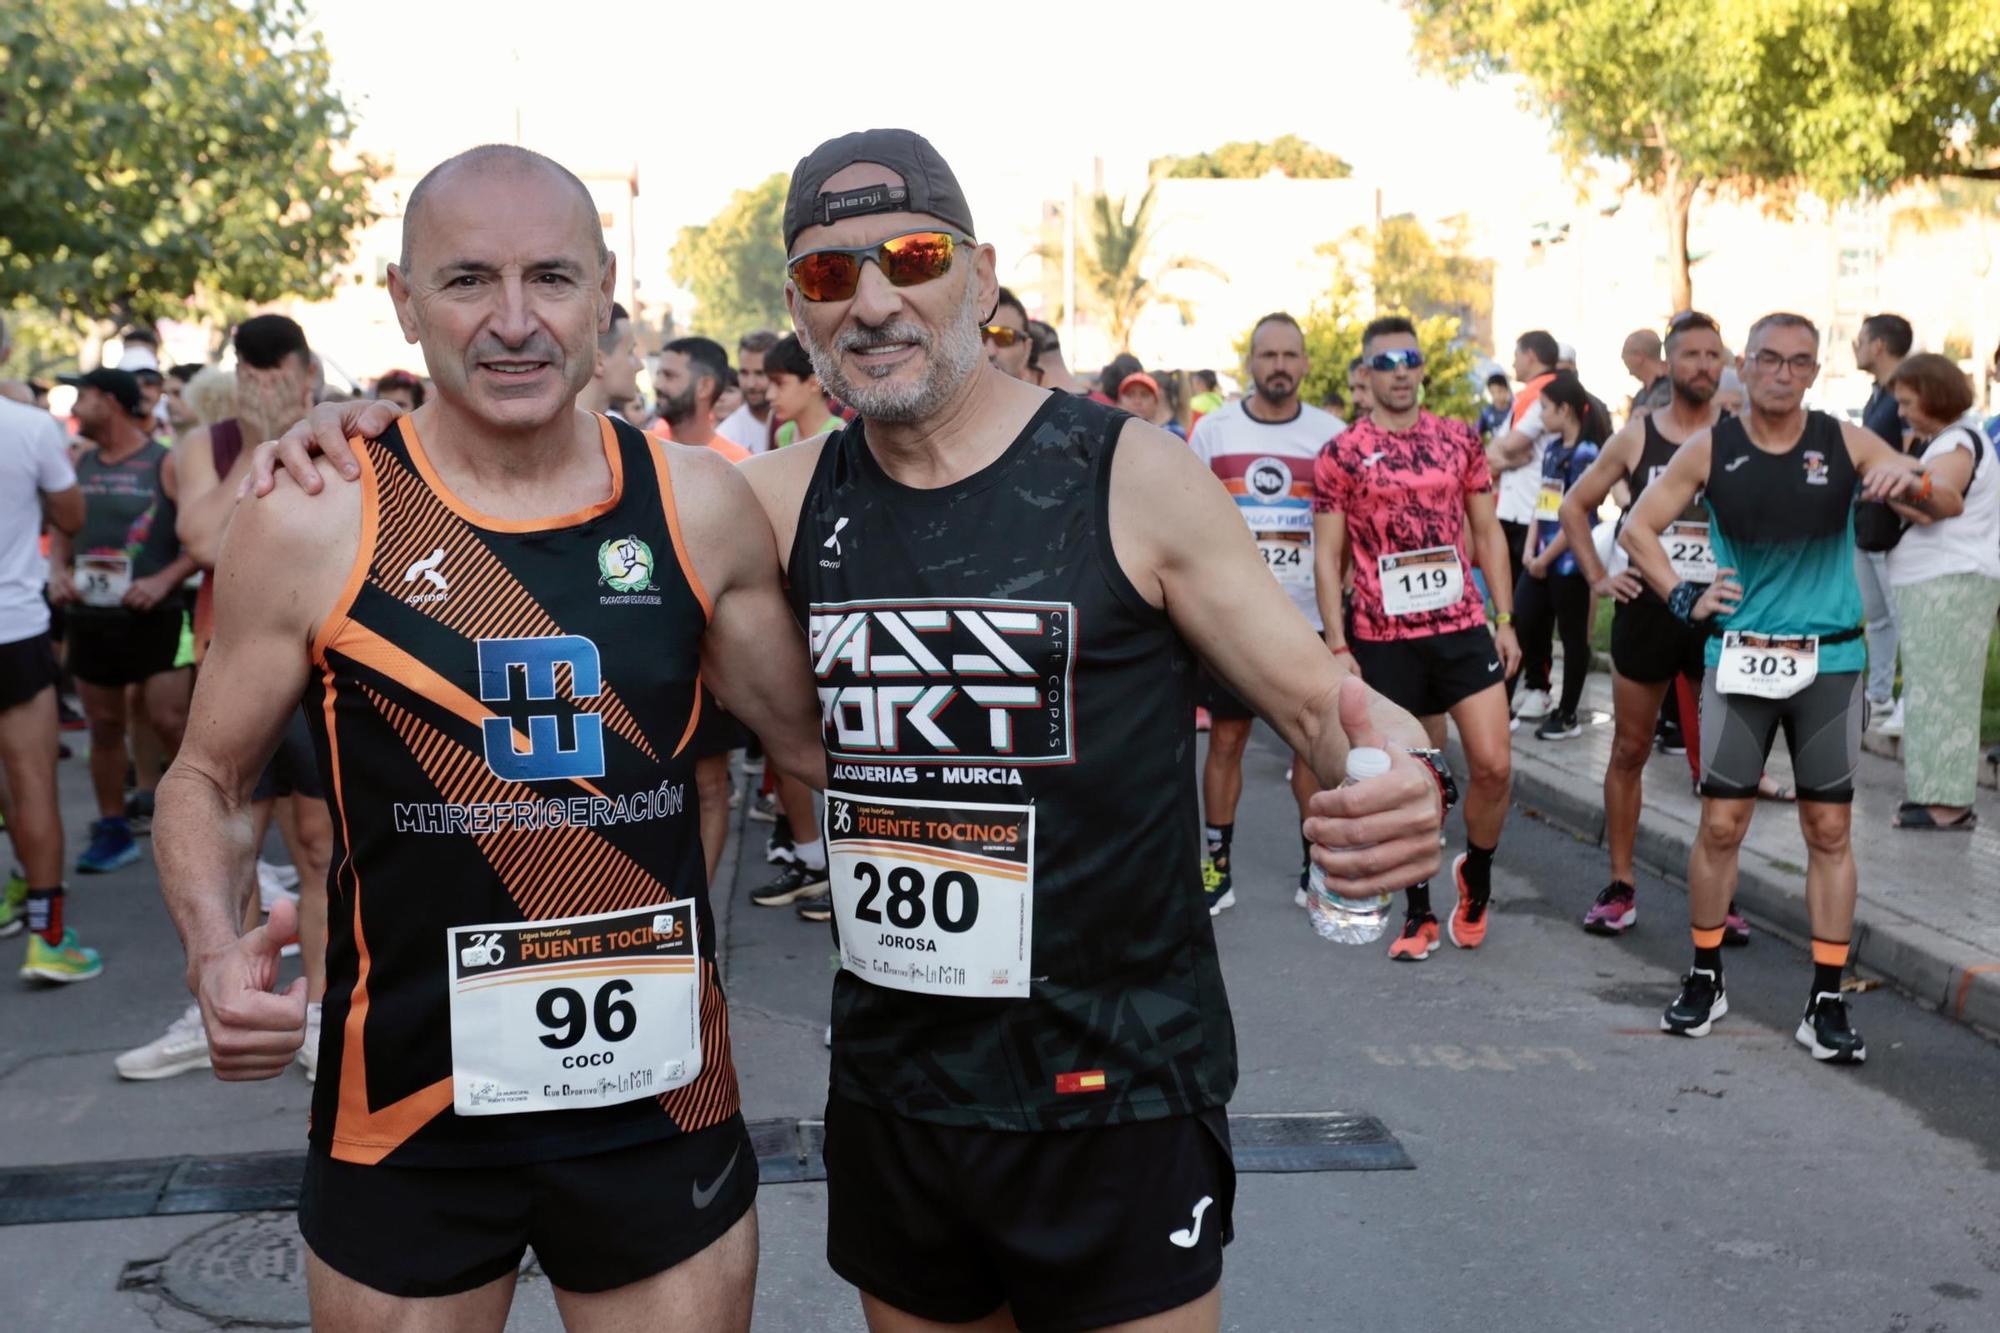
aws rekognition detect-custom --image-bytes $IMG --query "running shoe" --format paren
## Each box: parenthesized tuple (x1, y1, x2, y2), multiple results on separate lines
(1388, 913, 1441, 962)
(75, 817, 140, 874)
(796, 899, 832, 924)
(1654, 719, 1687, 756)
(1582, 882, 1636, 935)
(751, 862, 829, 908)
(1447, 853, 1488, 949)
(0, 869, 25, 939)
(748, 792, 779, 824)
(21, 928, 103, 984)
(1796, 992, 1866, 1064)
(1200, 856, 1235, 915)
(257, 860, 301, 912)
(1513, 687, 1552, 721)
(124, 788, 155, 836)
(115, 1003, 210, 1079)
(766, 815, 796, 866)
(1660, 968, 1727, 1037)
(1534, 710, 1582, 741)
(1722, 907, 1751, 948)
(298, 1001, 321, 1083)
(1870, 698, 1904, 738)
(1294, 866, 1310, 909)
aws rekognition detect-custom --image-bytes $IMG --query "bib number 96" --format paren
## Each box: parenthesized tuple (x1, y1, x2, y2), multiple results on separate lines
(536, 979, 638, 1049)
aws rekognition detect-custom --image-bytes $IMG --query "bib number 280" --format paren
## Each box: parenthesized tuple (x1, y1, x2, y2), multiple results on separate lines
(853, 862, 978, 933)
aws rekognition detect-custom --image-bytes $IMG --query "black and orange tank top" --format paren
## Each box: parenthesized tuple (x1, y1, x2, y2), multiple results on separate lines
(305, 413, 736, 1167)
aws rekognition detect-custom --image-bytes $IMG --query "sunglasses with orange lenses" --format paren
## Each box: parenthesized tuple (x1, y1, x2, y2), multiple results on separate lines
(787, 230, 969, 302)
(982, 324, 1026, 347)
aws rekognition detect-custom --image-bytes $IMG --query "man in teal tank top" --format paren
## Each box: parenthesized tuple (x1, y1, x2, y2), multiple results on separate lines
(1621, 313, 1959, 1067)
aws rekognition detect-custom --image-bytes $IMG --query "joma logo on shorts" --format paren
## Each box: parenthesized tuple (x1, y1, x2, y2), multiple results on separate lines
(807, 599, 1076, 765)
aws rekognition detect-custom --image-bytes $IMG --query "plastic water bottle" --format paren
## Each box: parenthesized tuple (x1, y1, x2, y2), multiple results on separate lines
(1307, 747, 1396, 944)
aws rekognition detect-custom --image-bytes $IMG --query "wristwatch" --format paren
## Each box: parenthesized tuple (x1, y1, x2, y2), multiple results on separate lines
(1401, 748, 1460, 817)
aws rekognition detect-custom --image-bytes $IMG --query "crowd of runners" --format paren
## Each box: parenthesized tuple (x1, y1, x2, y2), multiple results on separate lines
(3, 127, 1996, 1330)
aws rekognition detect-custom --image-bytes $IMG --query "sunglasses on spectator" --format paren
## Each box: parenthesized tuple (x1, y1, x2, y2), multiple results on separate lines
(1367, 349, 1425, 372)
(787, 230, 970, 303)
(982, 325, 1026, 348)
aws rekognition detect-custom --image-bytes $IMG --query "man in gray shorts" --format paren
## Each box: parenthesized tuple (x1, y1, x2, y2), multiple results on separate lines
(1621, 312, 1953, 1066)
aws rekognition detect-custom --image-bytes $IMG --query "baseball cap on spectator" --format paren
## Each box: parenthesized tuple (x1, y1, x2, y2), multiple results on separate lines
(1118, 372, 1161, 398)
(58, 367, 147, 417)
(116, 344, 162, 373)
(783, 128, 977, 250)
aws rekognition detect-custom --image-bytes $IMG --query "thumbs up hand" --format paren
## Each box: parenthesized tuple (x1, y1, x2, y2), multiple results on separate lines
(1301, 677, 1446, 899)
(194, 895, 309, 1081)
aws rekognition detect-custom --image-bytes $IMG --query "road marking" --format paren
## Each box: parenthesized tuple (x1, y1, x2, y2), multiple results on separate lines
(1362, 1044, 1594, 1072)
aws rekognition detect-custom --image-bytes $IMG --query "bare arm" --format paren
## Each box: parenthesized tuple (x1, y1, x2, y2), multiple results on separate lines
(1487, 428, 1538, 472)
(667, 445, 828, 791)
(1312, 508, 1350, 652)
(1110, 420, 1441, 896)
(41, 484, 83, 535)
(1888, 440, 1973, 525)
(1845, 421, 1961, 517)
(156, 476, 357, 1078)
(1559, 421, 1643, 597)
(1466, 490, 1521, 676)
(174, 425, 235, 569)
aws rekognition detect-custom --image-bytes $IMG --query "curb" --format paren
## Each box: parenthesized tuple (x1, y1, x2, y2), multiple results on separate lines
(1506, 762, 2000, 1041)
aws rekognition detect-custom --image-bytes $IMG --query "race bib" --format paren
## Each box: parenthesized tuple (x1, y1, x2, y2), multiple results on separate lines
(1665, 520, 1716, 584)
(447, 900, 701, 1117)
(1535, 478, 1564, 520)
(825, 789, 1032, 998)
(1256, 534, 1312, 587)
(1717, 632, 1818, 700)
(75, 554, 132, 609)
(1378, 546, 1465, 618)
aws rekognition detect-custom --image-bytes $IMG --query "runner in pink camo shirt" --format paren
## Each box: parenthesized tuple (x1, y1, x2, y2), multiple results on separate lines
(1312, 316, 1520, 964)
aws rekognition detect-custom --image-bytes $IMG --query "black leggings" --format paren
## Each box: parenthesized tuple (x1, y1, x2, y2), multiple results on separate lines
(1500, 520, 1550, 691)
(1512, 569, 1592, 715)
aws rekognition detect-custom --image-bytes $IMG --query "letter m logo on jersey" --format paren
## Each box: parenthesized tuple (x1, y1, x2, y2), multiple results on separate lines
(476, 635, 606, 781)
(808, 598, 1077, 765)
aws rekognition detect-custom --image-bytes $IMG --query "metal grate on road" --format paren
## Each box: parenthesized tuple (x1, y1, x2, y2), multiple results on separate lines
(0, 1112, 1411, 1227)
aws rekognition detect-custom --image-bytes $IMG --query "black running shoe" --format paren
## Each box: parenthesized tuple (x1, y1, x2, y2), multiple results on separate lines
(750, 862, 828, 908)
(1534, 710, 1582, 741)
(1796, 992, 1866, 1064)
(765, 815, 796, 866)
(1660, 968, 1728, 1037)
(796, 898, 832, 923)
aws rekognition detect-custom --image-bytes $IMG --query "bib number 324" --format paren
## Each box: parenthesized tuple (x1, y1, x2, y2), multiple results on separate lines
(447, 900, 701, 1116)
(826, 790, 1033, 998)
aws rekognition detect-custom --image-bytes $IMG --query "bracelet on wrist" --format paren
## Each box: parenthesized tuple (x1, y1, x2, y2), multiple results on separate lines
(1494, 611, 1514, 625)
(1914, 469, 1934, 503)
(1667, 580, 1705, 625)
(1330, 643, 1353, 657)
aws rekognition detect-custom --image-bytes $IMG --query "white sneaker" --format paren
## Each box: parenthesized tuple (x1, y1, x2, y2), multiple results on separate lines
(1513, 688, 1552, 720)
(298, 1001, 322, 1082)
(823, 1024, 832, 1049)
(1873, 698, 1904, 738)
(115, 1003, 211, 1081)
(257, 860, 300, 911)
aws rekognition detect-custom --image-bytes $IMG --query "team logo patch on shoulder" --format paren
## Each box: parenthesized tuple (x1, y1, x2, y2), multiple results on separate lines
(809, 598, 1077, 766)
(598, 536, 656, 592)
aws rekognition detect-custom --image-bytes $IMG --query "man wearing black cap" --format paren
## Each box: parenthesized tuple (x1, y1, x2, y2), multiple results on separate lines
(741, 127, 1442, 1333)
(253, 130, 1448, 1332)
(48, 367, 197, 877)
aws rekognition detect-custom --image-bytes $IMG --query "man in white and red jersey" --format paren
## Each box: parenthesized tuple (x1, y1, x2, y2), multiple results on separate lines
(1188, 311, 1345, 912)
(1314, 315, 1520, 962)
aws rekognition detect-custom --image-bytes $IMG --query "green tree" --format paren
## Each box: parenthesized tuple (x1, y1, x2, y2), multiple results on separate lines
(1406, 0, 2000, 310)
(1359, 214, 1493, 344)
(0, 0, 381, 334)
(1153, 135, 1352, 180)
(669, 173, 791, 346)
(1057, 185, 1223, 353)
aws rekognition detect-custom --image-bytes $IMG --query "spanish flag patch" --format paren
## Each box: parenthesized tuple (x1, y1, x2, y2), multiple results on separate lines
(1055, 1069, 1107, 1095)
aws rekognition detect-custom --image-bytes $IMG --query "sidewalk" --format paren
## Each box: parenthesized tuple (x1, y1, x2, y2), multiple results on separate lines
(1503, 670, 2000, 1037)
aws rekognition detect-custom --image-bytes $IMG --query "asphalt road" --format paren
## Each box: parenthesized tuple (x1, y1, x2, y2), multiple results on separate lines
(6, 726, 2000, 1331)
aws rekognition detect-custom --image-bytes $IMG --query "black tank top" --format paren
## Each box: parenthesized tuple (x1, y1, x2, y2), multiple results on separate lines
(73, 440, 182, 593)
(1622, 410, 1715, 603)
(307, 414, 733, 1167)
(788, 392, 1235, 1131)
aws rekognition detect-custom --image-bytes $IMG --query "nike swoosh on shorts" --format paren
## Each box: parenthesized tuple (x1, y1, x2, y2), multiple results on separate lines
(691, 1144, 742, 1209)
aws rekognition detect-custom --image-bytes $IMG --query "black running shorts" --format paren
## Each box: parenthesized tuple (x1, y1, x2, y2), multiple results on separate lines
(65, 599, 187, 688)
(1349, 625, 1505, 718)
(1697, 669, 1862, 803)
(1610, 597, 1707, 684)
(297, 1114, 757, 1298)
(824, 1096, 1234, 1333)
(1196, 666, 1256, 723)
(0, 632, 58, 712)
(251, 707, 324, 802)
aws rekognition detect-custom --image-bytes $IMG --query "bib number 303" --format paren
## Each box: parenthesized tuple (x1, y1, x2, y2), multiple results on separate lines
(1717, 631, 1819, 700)
(447, 900, 701, 1116)
(826, 789, 1033, 998)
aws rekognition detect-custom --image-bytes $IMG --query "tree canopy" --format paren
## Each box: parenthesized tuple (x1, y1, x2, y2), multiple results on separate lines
(1152, 135, 1352, 180)
(1406, 0, 2000, 308)
(0, 0, 380, 338)
(669, 173, 792, 346)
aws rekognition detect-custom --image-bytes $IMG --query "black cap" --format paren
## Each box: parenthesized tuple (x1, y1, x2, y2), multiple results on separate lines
(784, 128, 975, 252)
(58, 368, 146, 417)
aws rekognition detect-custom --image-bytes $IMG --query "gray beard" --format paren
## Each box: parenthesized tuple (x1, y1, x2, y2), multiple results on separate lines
(799, 280, 985, 424)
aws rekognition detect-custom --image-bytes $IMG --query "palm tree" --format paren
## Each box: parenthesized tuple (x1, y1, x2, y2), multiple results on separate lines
(1050, 185, 1223, 353)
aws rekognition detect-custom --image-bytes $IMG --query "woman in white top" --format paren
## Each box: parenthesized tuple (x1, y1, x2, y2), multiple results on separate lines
(1885, 353, 1998, 830)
